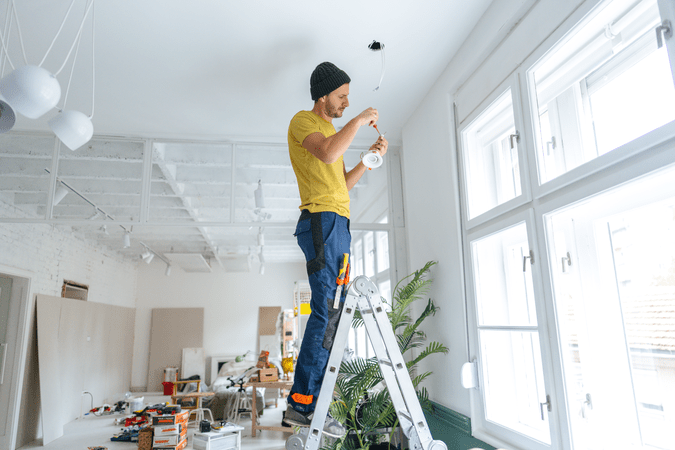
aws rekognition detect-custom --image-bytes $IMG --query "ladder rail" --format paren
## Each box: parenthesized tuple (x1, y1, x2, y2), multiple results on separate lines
(358, 279, 436, 449)
(302, 285, 358, 450)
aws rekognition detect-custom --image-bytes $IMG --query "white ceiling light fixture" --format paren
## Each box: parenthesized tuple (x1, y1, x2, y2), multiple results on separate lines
(0, 95, 15, 133)
(0, 0, 95, 142)
(122, 230, 131, 248)
(254, 179, 265, 209)
(165, 265, 172, 277)
(53, 183, 69, 205)
(49, 0, 96, 150)
(141, 248, 154, 264)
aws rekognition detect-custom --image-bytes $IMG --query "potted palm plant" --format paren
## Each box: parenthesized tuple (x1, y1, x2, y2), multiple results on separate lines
(326, 261, 448, 450)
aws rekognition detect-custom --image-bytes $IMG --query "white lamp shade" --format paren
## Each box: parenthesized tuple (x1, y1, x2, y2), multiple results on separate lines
(123, 232, 131, 248)
(49, 110, 93, 151)
(0, 66, 61, 119)
(0, 97, 16, 133)
(361, 150, 383, 169)
(53, 185, 69, 205)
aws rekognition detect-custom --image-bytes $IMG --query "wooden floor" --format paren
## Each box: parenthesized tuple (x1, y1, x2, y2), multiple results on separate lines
(18, 394, 290, 450)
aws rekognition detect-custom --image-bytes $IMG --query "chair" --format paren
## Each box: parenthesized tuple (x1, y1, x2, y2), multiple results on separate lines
(170, 380, 214, 426)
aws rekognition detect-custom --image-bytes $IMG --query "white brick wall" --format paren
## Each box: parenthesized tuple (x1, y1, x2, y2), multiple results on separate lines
(0, 199, 138, 307)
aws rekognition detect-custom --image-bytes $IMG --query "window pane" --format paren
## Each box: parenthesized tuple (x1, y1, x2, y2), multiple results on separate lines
(379, 279, 391, 304)
(480, 330, 550, 444)
(530, 0, 674, 183)
(353, 239, 363, 277)
(471, 222, 538, 327)
(461, 89, 522, 219)
(376, 231, 389, 273)
(547, 165, 675, 450)
(364, 232, 375, 278)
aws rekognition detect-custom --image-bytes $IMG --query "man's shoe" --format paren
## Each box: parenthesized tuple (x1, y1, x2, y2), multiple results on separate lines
(282, 405, 346, 438)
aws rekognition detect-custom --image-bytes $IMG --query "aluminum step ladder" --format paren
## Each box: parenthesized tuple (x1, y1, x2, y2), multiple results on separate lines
(285, 275, 448, 450)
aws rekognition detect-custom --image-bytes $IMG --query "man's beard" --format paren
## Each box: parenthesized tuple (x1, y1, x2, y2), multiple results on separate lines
(325, 104, 343, 119)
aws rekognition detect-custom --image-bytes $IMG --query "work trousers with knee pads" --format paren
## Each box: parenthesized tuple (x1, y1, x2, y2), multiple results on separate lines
(287, 210, 351, 413)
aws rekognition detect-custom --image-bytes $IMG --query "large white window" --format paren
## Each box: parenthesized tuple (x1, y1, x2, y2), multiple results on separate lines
(457, 0, 675, 449)
(529, 0, 675, 185)
(546, 166, 675, 449)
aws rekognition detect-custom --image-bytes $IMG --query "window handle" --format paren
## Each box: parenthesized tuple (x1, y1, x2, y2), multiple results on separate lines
(546, 136, 556, 156)
(581, 393, 593, 419)
(656, 20, 673, 49)
(540, 394, 551, 420)
(562, 252, 572, 273)
(509, 131, 520, 149)
(523, 250, 535, 272)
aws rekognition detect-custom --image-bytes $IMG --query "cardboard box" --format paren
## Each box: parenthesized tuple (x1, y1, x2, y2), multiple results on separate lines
(153, 423, 183, 436)
(152, 410, 189, 427)
(153, 437, 187, 450)
(259, 368, 278, 382)
(137, 427, 153, 450)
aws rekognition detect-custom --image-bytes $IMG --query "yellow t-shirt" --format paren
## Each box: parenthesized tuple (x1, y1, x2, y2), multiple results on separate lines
(288, 110, 350, 218)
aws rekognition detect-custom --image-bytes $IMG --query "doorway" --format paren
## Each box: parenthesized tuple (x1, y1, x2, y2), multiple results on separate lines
(0, 270, 32, 450)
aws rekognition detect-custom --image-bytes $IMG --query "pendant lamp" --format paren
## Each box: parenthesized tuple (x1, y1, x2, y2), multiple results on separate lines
(0, 65, 60, 119)
(48, 109, 93, 150)
(0, 95, 15, 133)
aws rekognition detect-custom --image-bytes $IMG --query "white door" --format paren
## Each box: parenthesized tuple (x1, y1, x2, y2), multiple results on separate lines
(0, 276, 14, 450)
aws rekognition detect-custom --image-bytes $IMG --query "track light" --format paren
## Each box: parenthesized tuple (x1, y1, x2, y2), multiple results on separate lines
(259, 263, 265, 275)
(165, 265, 172, 277)
(254, 180, 265, 209)
(100, 224, 108, 235)
(53, 184, 69, 205)
(122, 231, 131, 248)
(257, 229, 265, 246)
(141, 250, 154, 264)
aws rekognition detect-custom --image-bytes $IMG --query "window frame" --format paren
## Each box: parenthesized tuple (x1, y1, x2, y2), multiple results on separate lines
(521, 0, 675, 200)
(457, 74, 533, 231)
(464, 209, 561, 450)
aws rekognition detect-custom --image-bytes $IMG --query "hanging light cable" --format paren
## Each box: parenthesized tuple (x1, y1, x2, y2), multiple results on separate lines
(48, 0, 95, 150)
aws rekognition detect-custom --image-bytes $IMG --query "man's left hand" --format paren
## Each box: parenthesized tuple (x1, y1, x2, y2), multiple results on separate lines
(370, 136, 388, 157)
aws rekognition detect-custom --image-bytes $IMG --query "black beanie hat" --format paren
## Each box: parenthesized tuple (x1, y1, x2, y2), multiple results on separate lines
(310, 62, 351, 101)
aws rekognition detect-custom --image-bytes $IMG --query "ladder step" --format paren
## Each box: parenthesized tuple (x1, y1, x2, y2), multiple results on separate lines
(379, 359, 392, 367)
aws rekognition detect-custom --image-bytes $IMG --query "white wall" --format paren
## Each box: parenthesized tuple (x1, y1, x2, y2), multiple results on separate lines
(132, 260, 307, 389)
(400, 0, 589, 416)
(0, 199, 138, 447)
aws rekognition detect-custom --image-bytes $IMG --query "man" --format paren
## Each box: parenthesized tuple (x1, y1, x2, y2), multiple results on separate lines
(282, 61, 388, 437)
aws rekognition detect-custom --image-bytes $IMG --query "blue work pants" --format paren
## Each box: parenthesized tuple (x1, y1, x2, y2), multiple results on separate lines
(287, 210, 351, 413)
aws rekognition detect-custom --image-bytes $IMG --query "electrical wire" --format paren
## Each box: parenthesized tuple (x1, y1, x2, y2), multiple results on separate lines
(38, 0, 77, 68)
(1, 0, 12, 75)
(61, 15, 84, 111)
(54, 0, 94, 76)
(0, 1, 15, 71)
(373, 46, 386, 91)
(10, 0, 27, 65)
(89, 0, 95, 118)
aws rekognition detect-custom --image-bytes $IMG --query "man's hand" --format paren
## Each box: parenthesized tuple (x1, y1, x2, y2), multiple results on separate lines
(357, 107, 379, 127)
(370, 136, 388, 157)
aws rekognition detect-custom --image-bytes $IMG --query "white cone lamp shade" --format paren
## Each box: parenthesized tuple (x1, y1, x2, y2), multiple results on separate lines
(0, 96, 16, 133)
(49, 110, 94, 150)
(0, 66, 61, 119)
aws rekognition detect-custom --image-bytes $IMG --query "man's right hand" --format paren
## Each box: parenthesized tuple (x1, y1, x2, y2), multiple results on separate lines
(357, 107, 379, 127)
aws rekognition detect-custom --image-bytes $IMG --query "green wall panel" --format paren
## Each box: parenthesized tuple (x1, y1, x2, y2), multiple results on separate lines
(425, 402, 496, 450)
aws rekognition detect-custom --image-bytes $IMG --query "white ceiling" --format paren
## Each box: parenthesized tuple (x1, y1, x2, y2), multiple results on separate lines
(0, 0, 493, 270)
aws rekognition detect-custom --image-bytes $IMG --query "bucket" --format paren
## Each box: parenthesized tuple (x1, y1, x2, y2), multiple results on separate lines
(128, 396, 144, 412)
(164, 367, 178, 382)
(162, 381, 174, 395)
